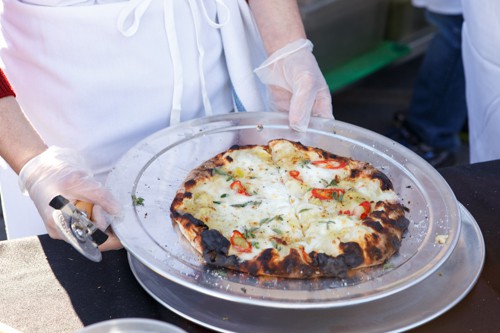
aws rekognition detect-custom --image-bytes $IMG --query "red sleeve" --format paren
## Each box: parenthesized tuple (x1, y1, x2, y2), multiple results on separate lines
(0, 68, 16, 98)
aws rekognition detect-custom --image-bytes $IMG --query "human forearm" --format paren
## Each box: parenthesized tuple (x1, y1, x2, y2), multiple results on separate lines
(248, 0, 307, 54)
(0, 96, 47, 174)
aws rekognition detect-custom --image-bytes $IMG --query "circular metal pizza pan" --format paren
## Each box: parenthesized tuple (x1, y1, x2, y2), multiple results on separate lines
(107, 111, 461, 308)
(127, 203, 484, 333)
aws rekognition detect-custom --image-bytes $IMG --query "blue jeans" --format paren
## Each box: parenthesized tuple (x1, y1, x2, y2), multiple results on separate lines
(406, 10, 466, 153)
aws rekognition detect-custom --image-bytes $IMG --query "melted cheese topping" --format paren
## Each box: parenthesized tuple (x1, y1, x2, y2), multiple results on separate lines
(180, 141, 400, 261)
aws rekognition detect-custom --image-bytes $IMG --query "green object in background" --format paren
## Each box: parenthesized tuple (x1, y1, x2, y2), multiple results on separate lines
(323, 41, 410, 92)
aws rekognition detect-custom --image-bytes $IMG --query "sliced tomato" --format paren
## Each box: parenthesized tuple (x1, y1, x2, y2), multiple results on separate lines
(230, 180, 250, 196)
(352, 201, 371, 219)
(230, 230, 252, 253)
(311, 159, 347, 169)
(289, 170, 302, 181)
(311, 188, 345, 201)
(299, 246, 311, 264)
(359, 201, 371, 219)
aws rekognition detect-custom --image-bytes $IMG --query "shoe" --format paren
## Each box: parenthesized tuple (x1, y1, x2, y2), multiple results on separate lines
(388, 112, 457, 168)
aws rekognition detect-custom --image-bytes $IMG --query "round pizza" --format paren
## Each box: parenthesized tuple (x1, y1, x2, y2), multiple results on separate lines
(170, 139, 409, 278)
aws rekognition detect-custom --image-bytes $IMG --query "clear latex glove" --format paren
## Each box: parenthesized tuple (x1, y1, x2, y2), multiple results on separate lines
(18, 146, 121, 248)
(255, 39, 333, 132)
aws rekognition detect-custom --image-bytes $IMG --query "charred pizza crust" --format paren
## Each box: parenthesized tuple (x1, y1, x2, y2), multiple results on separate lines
(170, 140, 409, 278)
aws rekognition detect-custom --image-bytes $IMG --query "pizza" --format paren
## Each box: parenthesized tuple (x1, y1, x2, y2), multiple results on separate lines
(170, 139, 409, 279)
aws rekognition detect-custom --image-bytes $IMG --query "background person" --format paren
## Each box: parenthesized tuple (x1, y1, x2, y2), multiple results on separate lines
(389, 0, 466, 168)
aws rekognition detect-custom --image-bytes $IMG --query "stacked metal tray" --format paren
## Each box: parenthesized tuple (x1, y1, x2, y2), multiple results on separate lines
(107, 112, 484, 332)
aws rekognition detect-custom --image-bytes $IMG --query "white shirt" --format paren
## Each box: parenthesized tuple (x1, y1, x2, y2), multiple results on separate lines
(412, 0, 462, 15)
(461, 0, 500, 163)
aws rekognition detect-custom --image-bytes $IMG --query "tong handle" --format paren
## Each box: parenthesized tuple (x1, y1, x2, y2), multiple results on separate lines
(49, 195, 94, 220)
(49, 195, 69, 210)
(75, 200, 94, 220)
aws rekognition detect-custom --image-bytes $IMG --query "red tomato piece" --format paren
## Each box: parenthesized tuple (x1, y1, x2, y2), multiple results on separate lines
(230, 180, 250, 196)
(230, 230, 252, 253)
(289, 170, 302, 181)
(311, 160, 347, 169)
(311, 188, 345, 201)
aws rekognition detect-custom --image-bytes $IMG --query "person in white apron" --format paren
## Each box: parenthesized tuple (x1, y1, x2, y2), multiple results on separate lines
(461, 0, 500, 163)
(0, 0, 332, 245)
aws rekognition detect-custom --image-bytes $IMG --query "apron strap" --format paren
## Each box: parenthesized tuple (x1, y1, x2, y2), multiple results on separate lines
(164, 0, 183, 125)
(117, 0, 230, 125)
(117, 0, 153, 37)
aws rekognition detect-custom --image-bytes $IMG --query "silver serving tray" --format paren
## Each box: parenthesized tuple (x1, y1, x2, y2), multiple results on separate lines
(128, 203, 484, 333)
(107, 112, 461, 308)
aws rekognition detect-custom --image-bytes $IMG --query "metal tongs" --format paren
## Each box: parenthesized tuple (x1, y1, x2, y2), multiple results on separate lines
(49, 195, 102, 262)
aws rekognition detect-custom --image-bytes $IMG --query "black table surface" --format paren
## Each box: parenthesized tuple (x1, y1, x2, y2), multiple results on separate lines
(1, 160, 499, 333)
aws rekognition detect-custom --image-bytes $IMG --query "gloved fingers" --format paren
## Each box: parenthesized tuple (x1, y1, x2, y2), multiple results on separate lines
(76, 186, 120, 216)
(311, 88, 334, 119)
(268, 86, 291, 112)
(59, 174, 121, 216)
(98, 228, 123, 252)
(288, 73, 318, 132)
(91, 205, 116, 232)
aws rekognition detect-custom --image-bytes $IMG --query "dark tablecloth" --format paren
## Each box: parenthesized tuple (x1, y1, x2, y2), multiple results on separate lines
(1, 160, 499, 333)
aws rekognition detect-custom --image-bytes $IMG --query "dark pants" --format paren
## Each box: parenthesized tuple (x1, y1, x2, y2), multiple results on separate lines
(407, 10, 467, 152)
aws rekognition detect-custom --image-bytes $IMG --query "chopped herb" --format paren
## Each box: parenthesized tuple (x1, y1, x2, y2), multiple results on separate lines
(132, 195, 144, 206)
(272, 228, 283, 235)
(259, 217, 272, 225)
(259, 214, 283, 225)
(244, 227, 259, 239)
(251, 241, 260, 249)
(212, 168, 234, 181)
(271, 239, 282, 251)
(332, 191, 344, 202)
(319, 220, 336, 230)
(321, 178, 338, 187)
(299, 208, 312, 214)
(212, 269, 228, 277)
(300, 159, 311, 169)
(230, 200, 262, 208)
(213, 201, 221, 205)
(220, 193, 228, 198)
(383, 263, 394, 270)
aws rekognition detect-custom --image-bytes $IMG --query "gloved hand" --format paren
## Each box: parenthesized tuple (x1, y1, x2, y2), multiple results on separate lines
(255, 39, 334, 132)
(18, 146, 121, 250)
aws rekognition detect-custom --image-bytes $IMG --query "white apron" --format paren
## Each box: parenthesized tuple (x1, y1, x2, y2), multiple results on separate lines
(0, 0, 266, 238)
(461, 0, 500, 163)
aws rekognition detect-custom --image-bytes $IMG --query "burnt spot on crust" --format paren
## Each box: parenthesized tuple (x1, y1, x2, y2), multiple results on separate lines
(201, 229, 239, 267)
(374, 202, 410, 233)
(184, 179, 197, 191)
(339, 242, 365, 268)
(395, 215, 410, 232)
(225, 155, 233, 163)
(310, 252, 349, 278)
(371, 171, 394, 191)
(244, 248, 277, 276)
(365, 245, 384, 262)
(183, 192, 193, 199)
(171, 211, 207, 229)
(282, 248, 316, 276)
(363, 219, 385, 233)
(349, 169, 359, 179)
